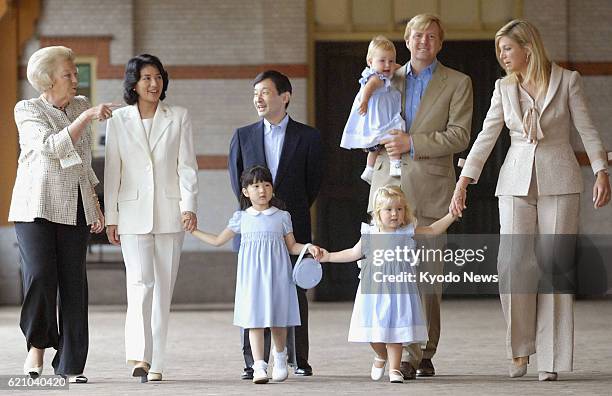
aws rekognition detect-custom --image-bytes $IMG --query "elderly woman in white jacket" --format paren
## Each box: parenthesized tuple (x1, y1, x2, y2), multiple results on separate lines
(104, 54, 198, 382)
(10, 46, 114, 383)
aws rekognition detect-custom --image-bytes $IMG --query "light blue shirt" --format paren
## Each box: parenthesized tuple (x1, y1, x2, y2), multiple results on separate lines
(405, 59, 437, 130)
(263, 114, 288, 182)
(405, 60, 437, 158)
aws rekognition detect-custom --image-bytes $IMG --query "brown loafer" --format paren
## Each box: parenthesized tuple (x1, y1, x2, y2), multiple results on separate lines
(416, 359, 435, 377)
(399, 361, 416, 380)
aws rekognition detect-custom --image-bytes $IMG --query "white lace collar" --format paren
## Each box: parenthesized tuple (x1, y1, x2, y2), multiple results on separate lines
(245, 206, 279, 216)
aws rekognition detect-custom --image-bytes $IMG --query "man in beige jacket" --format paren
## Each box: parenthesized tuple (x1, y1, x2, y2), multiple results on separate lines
(369, 14, 473, 379)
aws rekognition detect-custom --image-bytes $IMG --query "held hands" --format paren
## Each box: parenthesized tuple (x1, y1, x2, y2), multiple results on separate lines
(593, 171, 611, 209)
(450, 177, 471, 217)
(182, 211, 197, 232)
(307, 244, 325, 261)
(380, 130, 410, 158)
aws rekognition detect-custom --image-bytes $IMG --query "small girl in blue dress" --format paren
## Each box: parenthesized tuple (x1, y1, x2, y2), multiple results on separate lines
(190, 165, 322, 384)
(320, 185, 456, 383)
(340, 36, 404, 184)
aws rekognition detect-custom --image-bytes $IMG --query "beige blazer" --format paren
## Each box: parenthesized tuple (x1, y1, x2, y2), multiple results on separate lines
(104, 102, 198, 235)
(461, 64, 607, 196)
(9, 96, 100, 225)
(369, 61, 473, 220)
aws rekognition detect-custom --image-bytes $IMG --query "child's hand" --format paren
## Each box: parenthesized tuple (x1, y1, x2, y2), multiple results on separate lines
(308, 244, 324, 261)
(182, 211, 197, 232)
(358, 100, 368, 115)
(319, 249, 330, 263)
(449, 211, 460, 221)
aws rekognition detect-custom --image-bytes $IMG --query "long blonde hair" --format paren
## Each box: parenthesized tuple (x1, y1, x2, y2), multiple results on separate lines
(371, 185, 415, 228)
(495, 19, 551, 97)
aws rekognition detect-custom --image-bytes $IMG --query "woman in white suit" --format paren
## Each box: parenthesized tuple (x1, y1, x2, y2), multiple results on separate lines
(104, 54, 199, 381)
(450, 20, 610, 381)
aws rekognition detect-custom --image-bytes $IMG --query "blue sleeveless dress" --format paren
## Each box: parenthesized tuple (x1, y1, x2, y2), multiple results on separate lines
(348, 223, 428, 344)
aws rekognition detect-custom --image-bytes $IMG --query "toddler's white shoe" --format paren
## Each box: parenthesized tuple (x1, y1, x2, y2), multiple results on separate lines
(370, 356, 386, 381)
(389, 160, 402, 177)
(389, 369, 404, 383)
(252, 360, 269, 384)
(360, 166, 374, 184)
(272, 348, 289, 382)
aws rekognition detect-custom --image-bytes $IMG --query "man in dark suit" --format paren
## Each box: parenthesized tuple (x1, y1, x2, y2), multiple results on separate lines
(228, 70, 322, 379)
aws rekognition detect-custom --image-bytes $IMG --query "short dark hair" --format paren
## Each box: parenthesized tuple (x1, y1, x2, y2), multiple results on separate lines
(252, 70, 292, 109)
(123, 54, 169, 105)
(239, 165, 285, 210)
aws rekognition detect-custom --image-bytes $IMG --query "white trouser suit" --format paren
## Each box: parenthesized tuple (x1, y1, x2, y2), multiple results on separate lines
(104, 103, 199, 373)
(121, 232, 185, 372)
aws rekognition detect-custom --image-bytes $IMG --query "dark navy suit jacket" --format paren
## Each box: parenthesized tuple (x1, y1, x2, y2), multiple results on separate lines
(228, 117, 323, 246)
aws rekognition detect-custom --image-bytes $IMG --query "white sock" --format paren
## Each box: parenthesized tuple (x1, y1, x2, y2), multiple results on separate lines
(361, 166, 374, 184)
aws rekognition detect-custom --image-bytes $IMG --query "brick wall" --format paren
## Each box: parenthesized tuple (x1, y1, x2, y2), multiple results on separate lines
(524, 0, 612, 235)
(568, 0, 612, 62)
(133, 0, 306, 64)
(35, 0, 133, 64)
(523, 0, 568, 61)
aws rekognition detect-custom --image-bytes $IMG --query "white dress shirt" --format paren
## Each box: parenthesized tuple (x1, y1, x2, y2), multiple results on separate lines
(263, 114, 288, 182)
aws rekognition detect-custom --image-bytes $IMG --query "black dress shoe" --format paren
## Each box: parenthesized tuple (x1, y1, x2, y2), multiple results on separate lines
(416, 359, 435, 377)
(241, 368, 254, 380)
(399, 361, 416, 380)
(294, 367, 313, 376)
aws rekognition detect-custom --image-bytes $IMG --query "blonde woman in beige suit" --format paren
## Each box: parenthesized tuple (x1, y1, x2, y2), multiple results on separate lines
(369, 14, 473, 379)
(450, 20, 610, 381)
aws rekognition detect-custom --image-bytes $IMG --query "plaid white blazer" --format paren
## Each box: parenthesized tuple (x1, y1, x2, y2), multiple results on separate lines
(8, 95, 100, 225)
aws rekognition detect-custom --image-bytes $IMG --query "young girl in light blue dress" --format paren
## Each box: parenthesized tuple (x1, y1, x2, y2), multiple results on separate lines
(190, 165, 322, 385)
(321, 185, 456, 383)
(340, 36, 405, 184)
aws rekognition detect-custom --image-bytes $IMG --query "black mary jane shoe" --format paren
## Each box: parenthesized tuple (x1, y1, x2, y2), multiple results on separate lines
(294, 367, 313, 376)
(241, 367, 254, 380)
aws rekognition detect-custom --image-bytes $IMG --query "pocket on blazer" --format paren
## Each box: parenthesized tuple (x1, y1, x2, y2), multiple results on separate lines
(426, 164, 452, 177)
(164, 186, 181, 199)
(118, 189, 138, 202)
